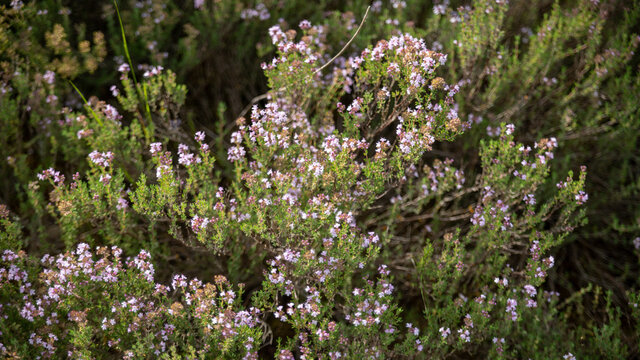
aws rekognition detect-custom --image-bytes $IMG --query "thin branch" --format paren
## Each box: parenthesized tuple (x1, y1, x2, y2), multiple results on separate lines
(367, 94, 412, 141)
(313, 5, 371, 76)
(236, 6, 371, 120)
(236, 93, 270, 122)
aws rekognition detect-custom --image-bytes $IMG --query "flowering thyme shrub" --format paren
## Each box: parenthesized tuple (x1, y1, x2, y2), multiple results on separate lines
(0, 244, 261, 358)
(1, 0, 640, 358)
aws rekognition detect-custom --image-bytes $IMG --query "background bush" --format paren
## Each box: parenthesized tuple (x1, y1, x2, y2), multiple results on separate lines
(1, 0, 639, 358)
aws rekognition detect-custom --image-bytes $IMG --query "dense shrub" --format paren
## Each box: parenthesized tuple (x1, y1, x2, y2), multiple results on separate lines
(1, 0, 639, 358)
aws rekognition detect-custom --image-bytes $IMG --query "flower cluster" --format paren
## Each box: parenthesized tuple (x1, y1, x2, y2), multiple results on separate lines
(149, 143, 173, 179)
(0, 244, 261, 358)
(240, 3, 270, 21)
(88, 150, 114, 168)
(37, 168, 65, 185)
(177, 144, 201, 166)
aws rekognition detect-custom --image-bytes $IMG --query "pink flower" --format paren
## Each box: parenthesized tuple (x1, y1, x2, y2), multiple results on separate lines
(505, 123, 515, 135)
(523, 284, 537, 297)
(228, 146, 246, 162)
(37, 168, 65, 185)
(110, 85, 119, 97)
(523, 194, 536, 205)
(458, 328, 470, 342)
(143, 66, 163, 78)
(575, 191, 588, 205)
(118, 63, 130, 73)
(156, 165, 172, 179)
(150, 142, 162, 155)
(299, 20, 311, 30)
(117, 197, 129, 210)
(308, 162, 324, 177)
(178, 144, 201, 166)
(43, 70, 55, 84)
(76, 129, 93, 139)
(99, 174, 111, 185)
(190, 215, 210, 233)
(387, 62, 400, 75)
(103, 104, 121, 122)
(88, 151, 114, 168)
(171, 274, 187, 290)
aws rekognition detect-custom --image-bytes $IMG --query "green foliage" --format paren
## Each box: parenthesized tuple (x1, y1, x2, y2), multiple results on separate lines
(0, 0, 639, 358)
